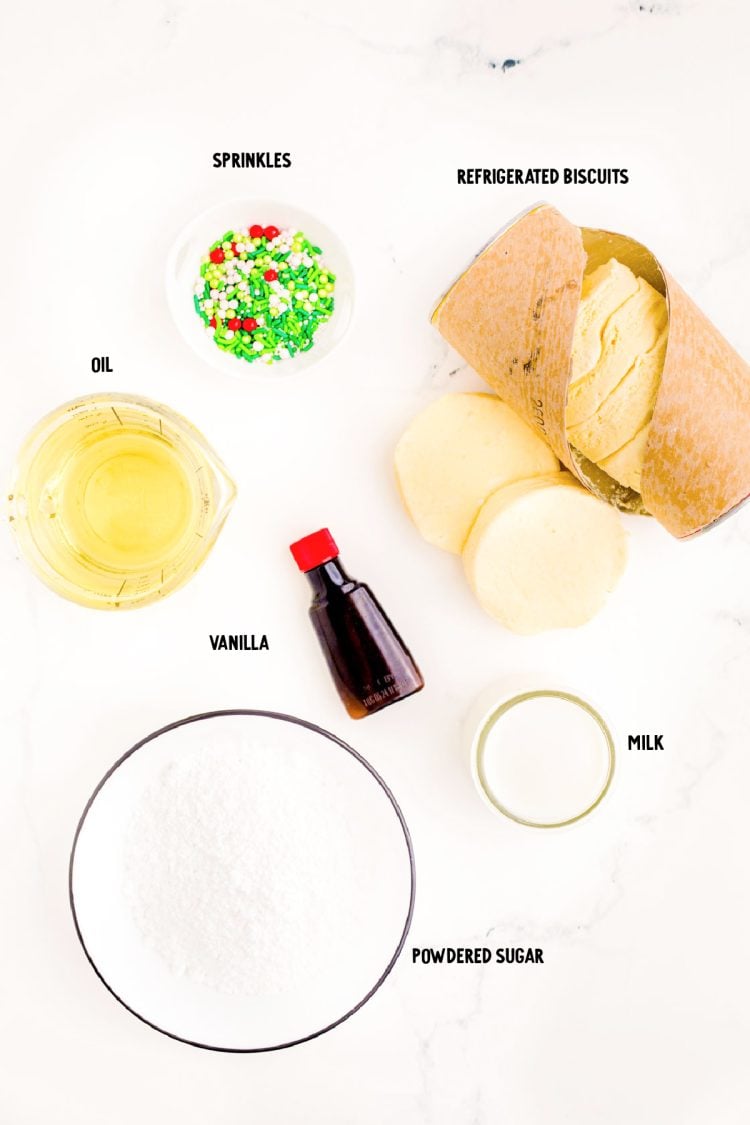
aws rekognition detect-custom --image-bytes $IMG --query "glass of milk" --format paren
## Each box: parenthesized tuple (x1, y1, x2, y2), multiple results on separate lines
(468, 678, 615, 828)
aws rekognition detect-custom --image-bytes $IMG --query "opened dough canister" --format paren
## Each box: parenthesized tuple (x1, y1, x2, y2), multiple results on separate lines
(431, 203, 750, 539)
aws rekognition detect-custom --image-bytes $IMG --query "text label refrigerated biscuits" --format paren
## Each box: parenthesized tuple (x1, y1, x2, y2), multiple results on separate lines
(456, 167, 629, 185)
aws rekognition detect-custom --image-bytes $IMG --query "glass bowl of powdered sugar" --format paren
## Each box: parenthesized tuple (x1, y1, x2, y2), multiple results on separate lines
(69, 710, 414, 1051)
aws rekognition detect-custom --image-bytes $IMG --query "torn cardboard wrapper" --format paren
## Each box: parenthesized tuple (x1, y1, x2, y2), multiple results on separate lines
(431, 203, 750, 538)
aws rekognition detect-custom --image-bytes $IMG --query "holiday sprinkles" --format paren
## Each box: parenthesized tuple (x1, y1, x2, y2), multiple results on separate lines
(193, 223, 336, 364)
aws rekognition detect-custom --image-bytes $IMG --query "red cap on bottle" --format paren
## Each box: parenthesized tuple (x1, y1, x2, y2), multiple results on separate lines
(290, 528, 339, 572)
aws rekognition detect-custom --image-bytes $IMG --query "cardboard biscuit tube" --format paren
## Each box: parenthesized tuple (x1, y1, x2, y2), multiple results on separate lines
(432, 203, 750, 538)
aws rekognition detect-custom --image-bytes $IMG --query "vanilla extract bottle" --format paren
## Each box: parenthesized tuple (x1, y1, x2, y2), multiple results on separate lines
(290, 528, 424, 719)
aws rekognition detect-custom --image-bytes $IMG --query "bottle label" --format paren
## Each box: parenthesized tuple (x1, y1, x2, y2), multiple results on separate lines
(362, 673, 398, 709)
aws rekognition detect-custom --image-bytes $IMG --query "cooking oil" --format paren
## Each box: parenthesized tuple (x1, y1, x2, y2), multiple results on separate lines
(57, 428, 197, 572)
(9, 395, 236, 610)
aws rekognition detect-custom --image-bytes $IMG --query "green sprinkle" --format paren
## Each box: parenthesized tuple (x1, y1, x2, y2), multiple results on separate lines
(193, 221, 336, 366)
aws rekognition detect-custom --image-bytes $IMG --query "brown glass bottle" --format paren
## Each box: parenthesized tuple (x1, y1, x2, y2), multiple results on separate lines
(290, 528, 424, 719)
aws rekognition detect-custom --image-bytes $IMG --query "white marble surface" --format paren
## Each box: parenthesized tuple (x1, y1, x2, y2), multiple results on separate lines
(2, 0, 750, 1121)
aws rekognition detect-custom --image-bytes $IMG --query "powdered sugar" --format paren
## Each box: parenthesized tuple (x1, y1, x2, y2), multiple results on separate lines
(71, 713, 413, 1048)
(122, 728, 408, 1003)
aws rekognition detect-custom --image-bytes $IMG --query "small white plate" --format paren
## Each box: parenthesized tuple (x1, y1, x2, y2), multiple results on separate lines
(166, 200, 354, 379)
(69, 711, 414, 1052)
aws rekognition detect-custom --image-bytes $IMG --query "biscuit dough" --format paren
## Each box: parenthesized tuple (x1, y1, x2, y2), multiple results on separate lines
(462, 472, 627, 634)
(599, 424, 650, 492)
(395, 392, 559, 554)
(566, 258, 668, 492)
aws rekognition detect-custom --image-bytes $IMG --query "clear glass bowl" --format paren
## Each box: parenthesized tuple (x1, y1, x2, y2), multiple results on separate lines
(469, 684, 615, 828)
(166, 199, 354, 379)
(69, 710, 415, 1052)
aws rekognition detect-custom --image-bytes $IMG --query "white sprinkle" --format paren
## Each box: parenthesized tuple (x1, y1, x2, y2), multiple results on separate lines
(253, 341, 263, 351)
(225, 330, 235, 340)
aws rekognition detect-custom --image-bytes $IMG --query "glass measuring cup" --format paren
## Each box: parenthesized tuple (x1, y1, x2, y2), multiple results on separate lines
(7, 393, 236, 610)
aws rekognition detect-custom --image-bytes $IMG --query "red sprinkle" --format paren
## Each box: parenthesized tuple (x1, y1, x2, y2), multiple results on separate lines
(264, 268, 278, 282)
(249, 224, 264, 238)
(209, 317, 217, 328)
(228, 318, 241, 331)
(242, 317, 258, 332)
(209, 248, 225, 264)
(264, 225, 280, 240)
(231, 242, 238, 254)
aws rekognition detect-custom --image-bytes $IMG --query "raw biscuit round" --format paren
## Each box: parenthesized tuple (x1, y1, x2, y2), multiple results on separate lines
(463, 472, 627, 634)
(395, 393, 559, 554)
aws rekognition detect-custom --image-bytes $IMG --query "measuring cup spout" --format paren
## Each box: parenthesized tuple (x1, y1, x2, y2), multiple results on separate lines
(215, 462, 238, 517)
